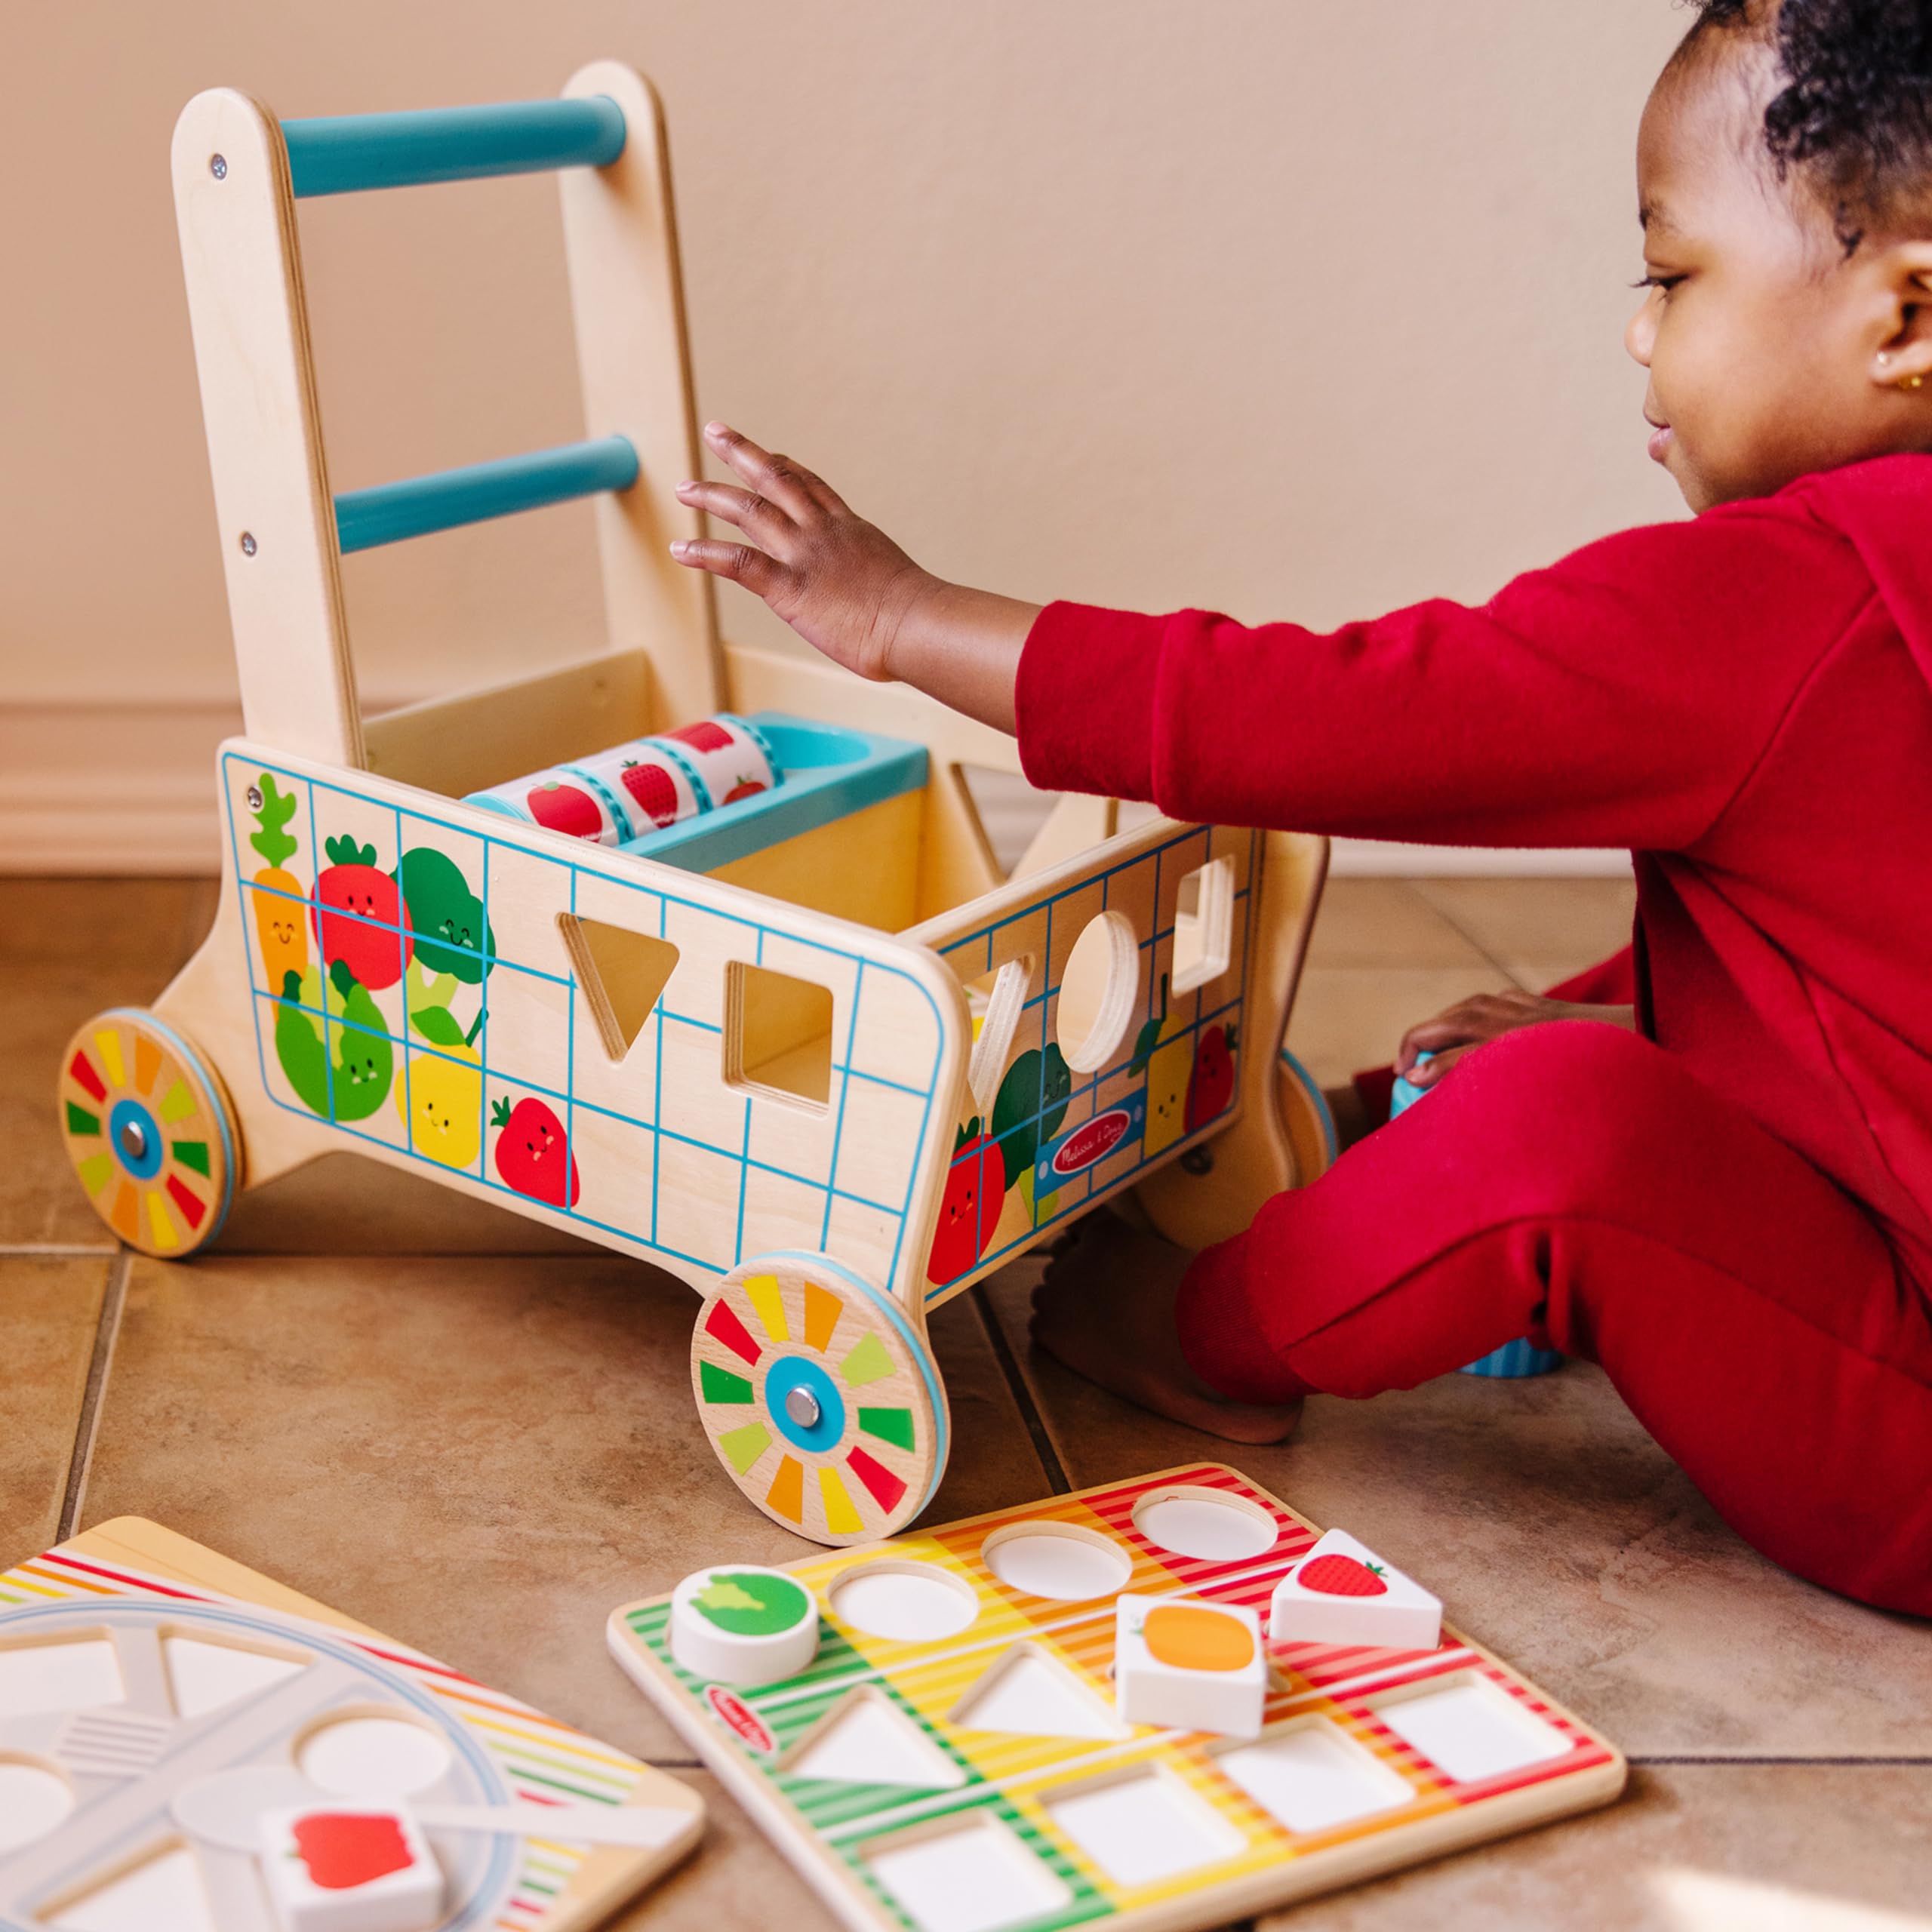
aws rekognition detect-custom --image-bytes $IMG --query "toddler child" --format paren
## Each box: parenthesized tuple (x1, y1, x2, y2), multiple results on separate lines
(669, 0, 1932, 1615)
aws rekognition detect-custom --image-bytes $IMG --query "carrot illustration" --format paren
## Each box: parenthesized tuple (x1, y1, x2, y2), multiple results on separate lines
(249, 773, 309, 989)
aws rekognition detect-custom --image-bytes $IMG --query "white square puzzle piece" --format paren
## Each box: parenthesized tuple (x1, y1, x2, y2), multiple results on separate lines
(258, 1807, 444, 1932)
(1113, 1593, 1266, 1740)
(1268, 1530, 1441, 1652)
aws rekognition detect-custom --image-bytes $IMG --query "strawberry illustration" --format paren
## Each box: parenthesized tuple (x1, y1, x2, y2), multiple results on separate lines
(1297, 1553, 1389, 1597)
(620, 760, 681, 826)
(527, 780, 603, 839)
(289, 1813, 413, 1890)
(666, 719, 733, 753)
(926, 1118, 998, 1284)
(312, 836, 410, 989)
(491, 1095, 580, 1208)
(722, 776, 768, 804)
(1186, 1023, 1238, 1131)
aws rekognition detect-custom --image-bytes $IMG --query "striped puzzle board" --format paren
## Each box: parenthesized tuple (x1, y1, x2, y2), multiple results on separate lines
(608, 1465, 1625, 1932)
(0, 1518, 702, 1932)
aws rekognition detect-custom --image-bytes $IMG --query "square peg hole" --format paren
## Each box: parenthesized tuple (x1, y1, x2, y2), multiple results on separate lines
(1171, 857, 1235, 995)
(725, 961, 835, 1110)
(1044, 1765, 1245, 1889)
(1217, 1718, 1414, 1834)
(865, 1812, 1072, 1932)
(1374, 1675, 1573, 1784)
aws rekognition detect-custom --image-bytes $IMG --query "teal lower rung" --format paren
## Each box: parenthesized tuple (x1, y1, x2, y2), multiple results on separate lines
(334, 435, 638, 553)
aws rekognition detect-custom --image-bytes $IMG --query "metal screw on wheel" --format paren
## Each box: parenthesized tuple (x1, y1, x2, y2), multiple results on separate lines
(57, 1008, 238, 1257)
(691, 1252, 947, 1546)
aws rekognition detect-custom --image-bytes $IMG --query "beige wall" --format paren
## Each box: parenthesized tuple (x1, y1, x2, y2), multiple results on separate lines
(0, 0, 1685, 869)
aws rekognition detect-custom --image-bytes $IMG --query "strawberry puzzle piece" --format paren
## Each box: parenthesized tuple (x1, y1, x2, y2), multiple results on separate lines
(1267, 1527, 1443, 1653)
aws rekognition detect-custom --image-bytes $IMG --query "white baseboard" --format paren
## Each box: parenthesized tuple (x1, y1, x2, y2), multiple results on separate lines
(0, 701, 1631, 880)
(1327, 839, 1632, 878)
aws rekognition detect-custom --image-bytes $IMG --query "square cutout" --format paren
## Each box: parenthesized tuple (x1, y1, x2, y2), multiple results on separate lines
(1218, 1718, 1414, 1834)
(1044, 1765, 1244, 1888)
(865, 1812, 1071, 1932)
(725, 962, 835, 1111)
(1171, 857, 1235, 995)
(1374, 1675, 1572, 1784)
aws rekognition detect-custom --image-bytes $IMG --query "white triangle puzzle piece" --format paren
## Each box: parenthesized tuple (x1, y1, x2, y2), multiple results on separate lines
(953, 1649, 1125, 1741)
(1268, 1531, 1442, 1652)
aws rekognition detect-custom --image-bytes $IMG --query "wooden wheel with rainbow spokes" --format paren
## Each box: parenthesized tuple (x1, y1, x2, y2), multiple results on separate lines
(691, 1253, 946, 1546)
(58, 1008, 237, 1257)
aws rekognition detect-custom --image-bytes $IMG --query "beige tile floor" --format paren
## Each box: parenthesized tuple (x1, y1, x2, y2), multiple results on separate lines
(5, 875, 1929, 1931)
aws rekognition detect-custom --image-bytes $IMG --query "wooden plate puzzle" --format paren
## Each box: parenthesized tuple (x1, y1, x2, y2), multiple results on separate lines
(608, 1465, 1625, 1932)
(0, 1518, 703, 1932)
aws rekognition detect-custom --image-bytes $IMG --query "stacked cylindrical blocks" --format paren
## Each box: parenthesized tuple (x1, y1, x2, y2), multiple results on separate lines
(468, 714, 779, 848)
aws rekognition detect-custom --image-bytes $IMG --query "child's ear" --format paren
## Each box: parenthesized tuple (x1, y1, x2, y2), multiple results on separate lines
(1869, 241, 1932, 390)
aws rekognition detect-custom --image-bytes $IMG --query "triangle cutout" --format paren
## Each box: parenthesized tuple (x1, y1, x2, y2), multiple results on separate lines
(952, 1646, 1125, 1741)
(557, 913, 680, 1062)
(786, 1691, 965, 1790)
(162, 1635, 308, 1720)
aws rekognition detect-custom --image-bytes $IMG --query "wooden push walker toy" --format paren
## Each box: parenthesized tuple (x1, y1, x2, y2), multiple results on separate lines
(54, 65, 1336, 1549)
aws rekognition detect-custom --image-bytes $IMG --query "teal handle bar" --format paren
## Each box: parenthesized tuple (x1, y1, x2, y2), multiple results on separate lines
(334, 435, 638, 554)
(283, 97, 625, 198)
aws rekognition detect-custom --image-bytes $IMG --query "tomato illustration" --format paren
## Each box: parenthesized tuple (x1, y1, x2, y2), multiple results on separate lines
(527, 780, 604, 839)
(312, 836, 409, 989)
(491, 1095, 580, 1208)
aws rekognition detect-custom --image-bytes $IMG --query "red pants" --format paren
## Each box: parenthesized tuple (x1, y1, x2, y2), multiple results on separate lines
(1180, 1018, 1932, 1615)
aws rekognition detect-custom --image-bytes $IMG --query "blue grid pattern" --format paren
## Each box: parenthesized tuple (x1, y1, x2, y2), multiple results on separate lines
(223, 754, 949, 1287)
(926, 823, 1262, 1300)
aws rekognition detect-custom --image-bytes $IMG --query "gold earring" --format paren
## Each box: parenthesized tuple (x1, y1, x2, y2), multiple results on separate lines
(1904, 374, 1926, 392)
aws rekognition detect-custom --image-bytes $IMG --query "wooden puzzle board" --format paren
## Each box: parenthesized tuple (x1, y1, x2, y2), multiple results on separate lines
(608, 1465, 1624, 1932)
(0, 1518, 703, 1932)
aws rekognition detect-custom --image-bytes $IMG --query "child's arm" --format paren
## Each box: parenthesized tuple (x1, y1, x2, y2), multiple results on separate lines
(672, 423, 1037, 734)
(675, 422, 1868, 854)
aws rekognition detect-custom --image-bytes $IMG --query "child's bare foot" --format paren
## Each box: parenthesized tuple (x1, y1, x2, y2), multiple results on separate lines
(1029, 1213, 1303, 1444)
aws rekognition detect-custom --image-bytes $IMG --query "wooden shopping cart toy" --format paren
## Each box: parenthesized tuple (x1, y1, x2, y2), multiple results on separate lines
(56, 63, 1335, 1548)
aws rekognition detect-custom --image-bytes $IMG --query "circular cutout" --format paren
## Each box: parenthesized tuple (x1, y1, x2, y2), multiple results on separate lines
(0, 1759, 73, 1852)
(831, 1561, 978, 1641)
(1054, 912, 1140, 1074)
(299, 1712, 453, 1799)
(1133, 1488, 1278, 1561)
(983, 1527, 1133, 1601)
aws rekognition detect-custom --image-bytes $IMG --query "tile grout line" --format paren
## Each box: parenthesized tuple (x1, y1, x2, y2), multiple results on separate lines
(1632, 1754, 1932, 1767)
(1399, 880, 1528, 989)
(969, 1281, 1072, 1494)
(57, 1247, 131, 1540)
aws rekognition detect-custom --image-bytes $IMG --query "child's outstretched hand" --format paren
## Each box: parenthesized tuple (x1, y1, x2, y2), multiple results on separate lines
(671, 422, 1039, 734)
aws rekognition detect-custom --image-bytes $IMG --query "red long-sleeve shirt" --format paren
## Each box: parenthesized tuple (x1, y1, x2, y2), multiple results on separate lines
(1016, 453, 1932, 1300)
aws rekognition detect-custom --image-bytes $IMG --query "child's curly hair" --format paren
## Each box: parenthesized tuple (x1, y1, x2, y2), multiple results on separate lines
(1686, 0, 1932, 251)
